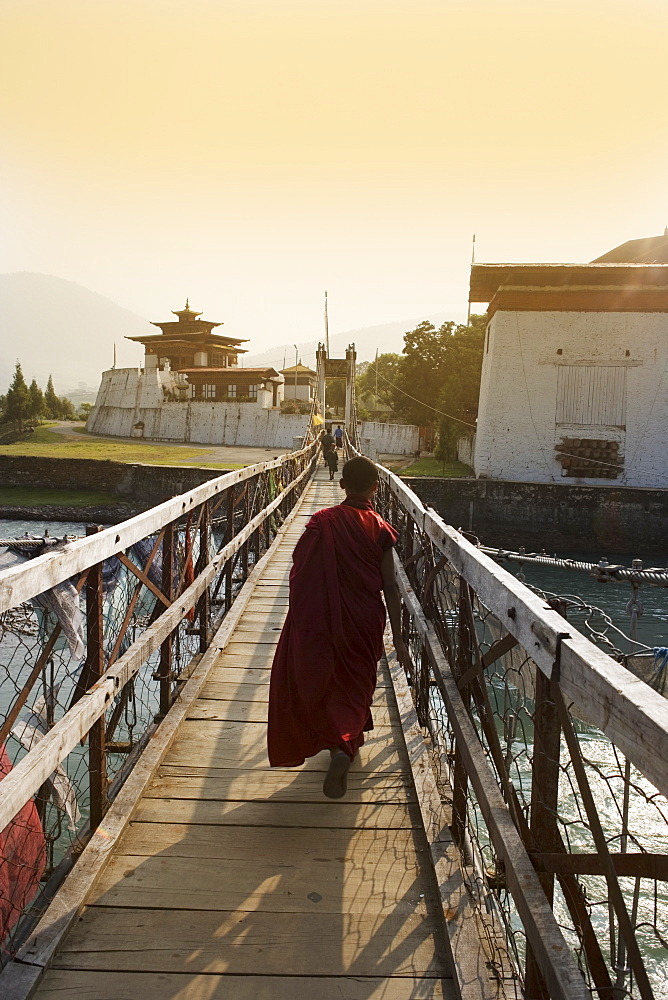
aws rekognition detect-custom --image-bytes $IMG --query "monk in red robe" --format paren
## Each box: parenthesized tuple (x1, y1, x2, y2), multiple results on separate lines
(267, 457, 403, 798)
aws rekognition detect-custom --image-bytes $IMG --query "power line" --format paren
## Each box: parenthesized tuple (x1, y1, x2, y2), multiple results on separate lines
(373, 369, 476, 429)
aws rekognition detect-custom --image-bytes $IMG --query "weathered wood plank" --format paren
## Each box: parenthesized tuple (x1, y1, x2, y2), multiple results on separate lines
(52, 906, 449, 976)
(88, 853, 435, 915)
(145, 768, 414, 804)
(164, 723, 408, 771)
(200, 678, 394, 701)
(133, 796, 418, 829)
(186, 698, 395, 726)
(36, 971, 456, 1000)
(224, 640, 281, 653)
(234, 621, 285, 633)
(110, 822, 426, 863)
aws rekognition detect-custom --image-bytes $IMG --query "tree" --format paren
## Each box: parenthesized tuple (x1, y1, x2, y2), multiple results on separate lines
(28, 379, 45, 424)
(435, 314, 487, 460)
(59, 396, 77, 420)
(5, 362, 31, 430)
(356, 353, 403, 410)
(390, 321, 460, 425)
(44, 375, 60, 419)
(326, 379, 346, 414)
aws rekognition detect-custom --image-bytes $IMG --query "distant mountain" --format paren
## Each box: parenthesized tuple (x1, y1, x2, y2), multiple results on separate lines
(0, 273, 148, 394)
(245, 314, 448, 371)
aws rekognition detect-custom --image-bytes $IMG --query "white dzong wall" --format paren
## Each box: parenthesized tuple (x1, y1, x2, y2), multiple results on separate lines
(474, 310, 668, 488)
(87, 368, 309, 448)
(89, 369, 421, 453)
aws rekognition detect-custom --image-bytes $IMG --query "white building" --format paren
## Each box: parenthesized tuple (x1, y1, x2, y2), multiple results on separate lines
(279, 363, 317, 402)
(86, 302, 310, 447)
(469, 236, 668, 488)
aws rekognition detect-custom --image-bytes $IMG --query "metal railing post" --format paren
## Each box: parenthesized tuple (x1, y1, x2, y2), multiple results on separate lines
(451, 576, 471, 857)
(85, 526, 107, 830)
(158, 522, 174, 718)
(197, 499, 211, 653)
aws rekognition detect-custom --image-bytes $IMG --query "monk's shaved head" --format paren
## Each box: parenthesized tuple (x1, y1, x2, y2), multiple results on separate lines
(341, 457, 378, 493)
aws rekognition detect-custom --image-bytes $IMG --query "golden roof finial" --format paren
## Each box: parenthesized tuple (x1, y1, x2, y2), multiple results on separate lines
(185, 297, 190, 310)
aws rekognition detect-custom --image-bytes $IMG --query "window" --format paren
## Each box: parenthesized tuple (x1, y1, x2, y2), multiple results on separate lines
(248, 384, 258, 400)
(190, 384, 199, 399)
(556, 366, 627, 427)
(227, 384, 237, 399)
(204, 384, 216, 399)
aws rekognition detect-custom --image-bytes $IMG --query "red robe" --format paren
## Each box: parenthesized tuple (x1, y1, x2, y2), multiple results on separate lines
(267, 496, 397, 766)
(0, 745, 46, 944)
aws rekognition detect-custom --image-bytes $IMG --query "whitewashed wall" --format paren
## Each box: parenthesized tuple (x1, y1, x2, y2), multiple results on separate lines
(474, 311, 668, 487)
(88, 369, 309, 447)
(283, 383, 313, 401)
(359, 421, 419, 455)
(457, 432, 476, 468)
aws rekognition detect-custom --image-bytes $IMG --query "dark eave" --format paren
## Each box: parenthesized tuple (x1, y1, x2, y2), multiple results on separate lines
(469, 263, 668, 303)
(126, 333, 248, 352)
(592, 235, 668, 264)
(178, 366, 281, 378)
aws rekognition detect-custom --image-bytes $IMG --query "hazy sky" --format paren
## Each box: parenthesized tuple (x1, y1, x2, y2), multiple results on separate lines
(2, 0, 668, 354)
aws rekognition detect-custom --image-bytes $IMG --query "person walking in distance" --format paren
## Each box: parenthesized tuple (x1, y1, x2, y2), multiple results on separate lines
(267, 457, 404, 798)
(334, 424, 343, 450)
(325, 444, 339, 481)
(320, 428, 335, 467)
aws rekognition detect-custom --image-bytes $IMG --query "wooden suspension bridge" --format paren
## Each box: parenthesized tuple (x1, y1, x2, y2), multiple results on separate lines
(0, 361, 667, 999)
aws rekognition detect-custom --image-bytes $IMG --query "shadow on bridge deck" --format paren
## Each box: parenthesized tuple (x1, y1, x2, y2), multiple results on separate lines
(34, 470, 457, 1000)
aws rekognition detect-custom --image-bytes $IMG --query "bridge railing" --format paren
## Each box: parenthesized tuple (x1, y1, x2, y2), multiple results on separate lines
(350, 437, 668, 1000)
(0, 439, 319, 961)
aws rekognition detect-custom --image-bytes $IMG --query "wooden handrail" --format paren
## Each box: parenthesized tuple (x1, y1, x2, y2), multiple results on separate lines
(373, 459, 668, 801)
(0, 441, 317, 612)
(0, 456, 314, 832)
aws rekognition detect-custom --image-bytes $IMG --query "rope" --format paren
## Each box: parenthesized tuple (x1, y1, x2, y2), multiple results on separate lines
(481, 544, 668, 587)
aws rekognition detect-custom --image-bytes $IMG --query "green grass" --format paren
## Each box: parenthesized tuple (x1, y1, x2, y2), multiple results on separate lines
(0, 487, 120, 508)
(0, 427, 241, 469)
(392, 457, 473, 478)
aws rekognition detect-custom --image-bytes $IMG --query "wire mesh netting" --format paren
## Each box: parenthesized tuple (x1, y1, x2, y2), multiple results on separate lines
(374, 472, 668, 1000)
(0, 449, 316, 963)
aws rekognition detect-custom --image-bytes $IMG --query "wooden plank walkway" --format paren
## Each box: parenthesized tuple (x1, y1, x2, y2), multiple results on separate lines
(34, 470, 457, 1000)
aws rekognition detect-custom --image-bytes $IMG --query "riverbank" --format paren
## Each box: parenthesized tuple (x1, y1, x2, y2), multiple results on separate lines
(0, 503, 142, 525)
(404, 476, 668, 554)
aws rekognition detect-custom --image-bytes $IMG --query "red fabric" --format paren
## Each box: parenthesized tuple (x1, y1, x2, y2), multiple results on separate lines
(267, 497, 397, 766)
(0, 745, 46, 944)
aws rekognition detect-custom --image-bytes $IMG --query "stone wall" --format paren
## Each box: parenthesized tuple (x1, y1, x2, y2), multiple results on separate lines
(359, 421, 419, 455)
(403, 476, 668, 554)
(0, 456, 223, 508)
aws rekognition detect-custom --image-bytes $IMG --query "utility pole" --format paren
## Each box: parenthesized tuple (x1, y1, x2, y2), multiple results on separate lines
(467, 233, 476, 326)
(324, 291, 330, 355)
(293, 344, 298, 400)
